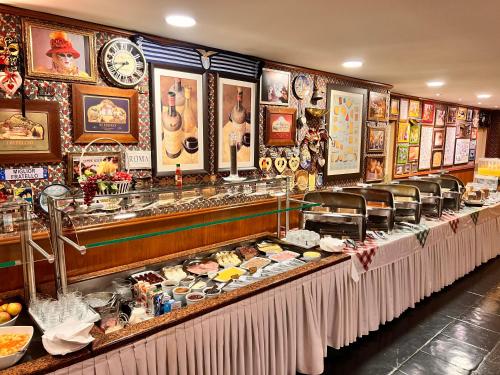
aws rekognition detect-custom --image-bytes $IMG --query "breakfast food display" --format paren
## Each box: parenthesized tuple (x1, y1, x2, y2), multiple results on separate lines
(303, 251, 321, 261)
(269, 250, 300, 263)
(162, 265, 187, 282)
(257, 242, 283, 254)
(215, 251, 242, 267)
(0, 333, 30, 357)
(131, 271, 165, 285)
(214, 267, 246, 282)
(240, 257, 271, 270)
(237, 246, 259, 260)
(0, 302, 22, 325)
(185, 259, 219, 275)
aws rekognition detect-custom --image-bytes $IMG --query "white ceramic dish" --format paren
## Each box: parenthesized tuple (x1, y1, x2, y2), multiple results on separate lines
(0, 326, 33, 370)
(0, 315, 19, 327)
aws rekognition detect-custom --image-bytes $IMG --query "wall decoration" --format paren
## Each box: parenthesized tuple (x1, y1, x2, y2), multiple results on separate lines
(365, 156, 385, 182)
(446, 106, 457, 124)
(0, 167, 48, 181)
(0, 36, 21, 67)
(408, 146, 419, 162)
(408, 100, 421, 118)
(396, 144, 409, 164)
(472, 109, 480, 127)
(67, 152, 121, 185)
(443, 126, 457, 166)
(325, 84, 366, 181)
(454, 138, 470, 164)
(38, 183, 71, 213)
(390, 98, 399, 118)
(367, 125, 385, 153)
(432, 150, 443, 168)
(72, 84, 139, 144)
(395, 164, 404, 175)
(397, 122, 410, 143)
(471, 127, 478, 140)
(264, 106, 296, 146)
(455, 121, 469, 139)
(216, 75, 257, 171)
(0, 99, 61, 164)
(22, 19, 97, 83)
(466, 108, 473, 122)
(151, 64, 208, 176)
(292, 74, 312, 100)
(368, 91, 389, 121)
(435, 105, 446, 127)
(411, 163, 418, 173)
(457, 107, 467, 121)
(0, 69, 22, 97)
(14, 186, 33, 204)
(421, 102, 435, 124)
(399, 98, 409, 121)
(433, 129, 444, 148)
(409, 121, 421, 144)
(260, 68, 290, 105)
(469, 147, 476, 161)
(418, 126, 433, 170)
(288, 156, 300, 171)
(403, 164, 411, 174)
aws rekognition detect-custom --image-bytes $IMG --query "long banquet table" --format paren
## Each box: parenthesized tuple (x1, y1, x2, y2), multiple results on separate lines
(49, 203, 500, 375)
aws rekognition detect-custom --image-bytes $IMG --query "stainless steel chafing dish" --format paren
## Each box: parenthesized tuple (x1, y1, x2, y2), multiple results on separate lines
(423, 176, 462, 211)
(374, 184, 422, 224)
(400, 179, 443, 218)
(300, 191, 367, 241)
(342, 187, 395, 233)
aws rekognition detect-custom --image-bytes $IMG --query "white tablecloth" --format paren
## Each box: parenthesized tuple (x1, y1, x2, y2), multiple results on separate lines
(50, 204, 500, 375)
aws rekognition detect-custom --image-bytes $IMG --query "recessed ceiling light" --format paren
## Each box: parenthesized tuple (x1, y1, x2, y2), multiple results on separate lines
(458, 98, 462, 101)
(165, 15, 196, 27)
(478, 102, 482, 105)
(477, 94, 491, 99)
(342, 60, 363, 68)
(495, 105, 499, 108)
(427, 81, 444, 87)
(435, 93, 441, 97)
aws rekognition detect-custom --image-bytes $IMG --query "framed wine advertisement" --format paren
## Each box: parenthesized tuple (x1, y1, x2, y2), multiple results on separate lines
(0, 99, 61, 164)
(72, 84, 139, 144)
(408, 146, 419, 162)
(433, 129, 444, 149)
(397, 122, 410, 143)
(216, 74, 258, 171)
(66, 152, 121, 185)
(368, 91, 389, 121)
(324, 84, 367, 181)
(396, 144, 409, 164)
(264, 106, 296, 146)
(150, 64, 208, 176)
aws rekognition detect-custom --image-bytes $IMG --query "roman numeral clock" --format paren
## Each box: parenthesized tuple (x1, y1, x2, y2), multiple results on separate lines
(100, 37, 146, 88)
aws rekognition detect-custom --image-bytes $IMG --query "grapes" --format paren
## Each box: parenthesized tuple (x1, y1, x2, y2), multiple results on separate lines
(80, 172, 131, 205)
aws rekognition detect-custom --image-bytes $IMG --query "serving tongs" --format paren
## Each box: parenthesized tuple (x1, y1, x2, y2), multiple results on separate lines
(343, 238, 358, 250)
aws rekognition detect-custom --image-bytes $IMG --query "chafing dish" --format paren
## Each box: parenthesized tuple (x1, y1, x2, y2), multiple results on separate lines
(400, 180, 443, 218)
(423, 177, 462, 211)
(300, 192, 367, 241)
(342, 187, 395, 232)
(374, 184, 422, 224)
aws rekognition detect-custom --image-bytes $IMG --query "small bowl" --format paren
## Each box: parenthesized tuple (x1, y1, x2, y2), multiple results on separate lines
(0, 315, 19, 327)
(190, 281, 207, 292)
(172, 287, 190, 304)
(179, 276, 196, 287)
(186, 292, 205, 305)
(0, 326, 33, 370)
(202, 286, 221, 298)
(303, 251, 321, 262)
(161, 280, 178, 295)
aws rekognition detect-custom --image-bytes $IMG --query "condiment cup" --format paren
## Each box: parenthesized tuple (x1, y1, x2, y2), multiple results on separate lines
(161, 280, 178, 296)
(172, 287, 191, 304)
(186, 292, 205, 305)
(202, 286, 221, 298)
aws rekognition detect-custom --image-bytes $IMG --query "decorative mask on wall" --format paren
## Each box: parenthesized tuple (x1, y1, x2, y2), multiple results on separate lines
(0, 36, 20, 68)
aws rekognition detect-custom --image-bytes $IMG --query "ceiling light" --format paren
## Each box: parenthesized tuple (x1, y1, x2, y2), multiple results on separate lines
(477, 94, 491, 99)
(427, 81, 444, 87)
(435, 93, 440, 97)
(478, 102, 482, 105)
(342, 60, 363, 68)
(458, 98, 462, 101)
(165, 15, 196, 27)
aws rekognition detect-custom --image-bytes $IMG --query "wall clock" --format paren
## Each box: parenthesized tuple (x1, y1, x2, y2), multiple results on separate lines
(100, 38, 146, 88)
(292, 74, 312, 100)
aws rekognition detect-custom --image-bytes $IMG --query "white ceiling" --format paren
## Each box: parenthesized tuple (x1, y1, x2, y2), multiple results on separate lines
(5, 0, 500, 109)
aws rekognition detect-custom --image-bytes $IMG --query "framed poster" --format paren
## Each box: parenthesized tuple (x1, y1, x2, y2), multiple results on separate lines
(466, 108, 473, 122)
(395, 164, 404, 175)
(457, 107, 467, 121)
(264, 107, 296, 146)
(432, 150, 443, 169)
(260, 68, 290, 106)
(396, 144, 409, 164)
(368, 91, 389, 121)
(216, 75, 258, 171)
(418, 126, 433, 170)
(365, 156, 385, 182)
(469, 148, 476, 161)
(23, 19, 97, 83)
(421, 102, 435, 124)
(433, 129, 444, 148)
(367, 125, 385, 153)
(411, 163, 418, 173)
(399, 99, 409, 121)
(409, 121, 421, 144)
(435, 105, 446, 127)
(66, 152, 121, 185)
(446, 106, 457, 124)
(403, 164, 411, 174)
(454, 138, 470, 164)
(408, 146, 419, 162)
(443, 126, 457, 166)
(408, 100, 421, 118)
(72, 84, 139, 144)
(390, 98, 399, 118)
(471, 127, 478, 140)
(0, 99, 61, 164)
(325, 84, 367, 181)
(397, 122, 410, 143)
(472, 109, 480, 127)
(151, 64, 208, 176)
(455, 121, 471, 139)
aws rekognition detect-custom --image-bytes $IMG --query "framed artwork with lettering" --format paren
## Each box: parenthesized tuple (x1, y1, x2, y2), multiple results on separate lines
(66, 152, 121, 185)
(265, 106, 296, 146)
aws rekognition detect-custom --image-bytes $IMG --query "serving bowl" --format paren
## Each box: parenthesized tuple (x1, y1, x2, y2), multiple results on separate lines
(0, 314, 19, 327)
(0, 326, 33, 370)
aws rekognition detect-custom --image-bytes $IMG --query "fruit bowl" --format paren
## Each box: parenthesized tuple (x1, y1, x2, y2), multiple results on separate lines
(0, 314, 18, 327)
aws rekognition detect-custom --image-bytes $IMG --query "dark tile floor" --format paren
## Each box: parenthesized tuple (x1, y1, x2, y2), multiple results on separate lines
(311, 256, 500, 375)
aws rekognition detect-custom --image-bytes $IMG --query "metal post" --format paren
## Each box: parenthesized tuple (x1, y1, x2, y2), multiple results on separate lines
(276, 195, 281, 239)
(19, 203, 35, 302)
(47, 197, 67, 294)
(285, 176, 290, 237)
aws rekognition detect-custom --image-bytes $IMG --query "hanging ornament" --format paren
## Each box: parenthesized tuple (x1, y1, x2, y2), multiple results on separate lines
(259, 157, 272, 172)
(288, 156, 300, 171)
(274, 157, 287, 173)
(0, 68, 22, 96)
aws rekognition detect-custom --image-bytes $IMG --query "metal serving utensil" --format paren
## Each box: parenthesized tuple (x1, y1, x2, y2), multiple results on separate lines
(220, 274, 240, 291)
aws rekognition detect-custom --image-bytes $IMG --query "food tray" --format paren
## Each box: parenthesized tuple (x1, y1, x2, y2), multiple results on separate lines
(240, 256, 271, 270)
(130, 270, 166, 287)
(214, 267, 246, 282)
(269, 250, 300, 262)
(183, 258, 220, 276)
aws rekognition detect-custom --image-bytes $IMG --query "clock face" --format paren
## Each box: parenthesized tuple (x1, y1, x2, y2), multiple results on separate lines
(292, 74, 312, 100)
(101, 38, 146, 88)
(39, 184, 71, 213)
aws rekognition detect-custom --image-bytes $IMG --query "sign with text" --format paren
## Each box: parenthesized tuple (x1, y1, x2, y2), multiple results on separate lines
(0, 167, 48, 181)
(125, 150, 152, 170)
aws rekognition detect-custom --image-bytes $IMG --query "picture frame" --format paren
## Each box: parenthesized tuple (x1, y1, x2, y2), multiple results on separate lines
(469, 147, 476, 161)
(457, 107, 467, 121)
(325, 84, 367, 181)
(150, 64, 208, 176)
(72, 84, 139, 144)
(395, 164, 404, 175)
(399, 98, 409, 121)
(466, 108, 473, 122)
(409, 121, 421, 144)
(454, 138, 470, 165)
(408, 100, 421, 119)
(446, 106, 457, 124)
(434, 105, 446, 127)
(471, 127, 478, 140)
(396, 144, 409, 164)
(403, 164, 411, 174)
(22, 19, 97, 83)
(390, 98, 400, 118)
(443, 126, 456, 166)
(367, 125, 385, 153)
(397, 122, 410, 143)
(368, 91, 389, 121)
(0, 99, 61, 164)
(265, 106, 296, 146)
(421, 102, 435, 124)
(418, 126, 433, 170)
(66, 152, 121, 185)
(432, 150, 443, 169)
(260, 68, 290, 106)
(433, 129, 444, 149)
(408, 146, 419, 162)
(411, 163, 418, 173)
(364, 156, 385, 182)
(216, 74, 259, 171)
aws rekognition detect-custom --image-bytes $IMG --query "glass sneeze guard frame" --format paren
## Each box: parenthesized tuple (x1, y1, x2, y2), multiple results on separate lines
(47, 177, 320, 293)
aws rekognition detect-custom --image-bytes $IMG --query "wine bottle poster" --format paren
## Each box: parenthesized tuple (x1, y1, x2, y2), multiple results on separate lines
(217, 77, 256, 170)
(151, 66, 207, 176)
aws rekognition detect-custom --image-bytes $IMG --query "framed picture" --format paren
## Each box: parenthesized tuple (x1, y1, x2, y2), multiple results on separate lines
(455, 121, 469, 138)
(325, 84, 367, 181)
(454, 138, 470, 164)
(411, 163, 418, 173)
(365, 156, 385, 182)
(72, 84, 138, 144)
(396, 144, 409, 164)
(469, 147, 476, 161)
(471, 127, 478, 140)
(443, 126, 456, 166)
(408, 100, 421, 118)
(367, 125, 385, 153)
(397, 122, 410, 143)
(421, 102, 435, 124)
(395, 164, 404, 175)
(260, 68, 290, 106)
(404, 164, 411, 174)
(399, 99, 409, 121)
(433, 129, 445, 148)
(466, 108, 473, 122)
(368, 92, 389, 121)
(390, 98, 400, 118)
(432, 150, 443, 168)
(150, 64, 208, 176)
(457, 107, 467, 121)
(0, 99, 61, 164)
(66, 152, 121, 185)
(216, 75, 258, 171)
(418, 126, 433, 170)
(435, 105, 446, 127)
(446, 106, 457, 124)
(409, 121, 421, 144)
(408, 146, 419, 162)
(22, 19, 97, 83)
(264, 107, 296, 146)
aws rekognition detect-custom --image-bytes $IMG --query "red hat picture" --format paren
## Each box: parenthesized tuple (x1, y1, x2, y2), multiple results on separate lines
(45, 31, 80, 58)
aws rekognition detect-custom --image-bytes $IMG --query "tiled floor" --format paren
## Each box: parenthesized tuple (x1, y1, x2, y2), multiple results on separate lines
(317, 256, 500, 375)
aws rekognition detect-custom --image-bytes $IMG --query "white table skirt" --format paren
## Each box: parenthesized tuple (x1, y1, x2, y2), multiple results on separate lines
(50, 204, 500, 375)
